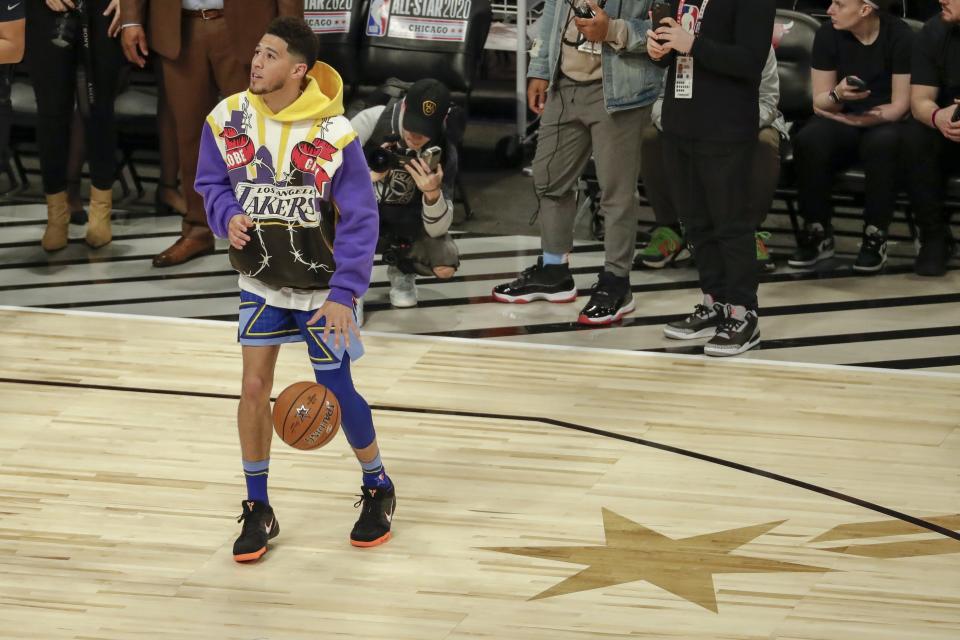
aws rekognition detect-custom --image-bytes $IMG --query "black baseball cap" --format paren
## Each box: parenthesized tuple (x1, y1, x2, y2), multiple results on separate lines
(402, 79, 451, 141)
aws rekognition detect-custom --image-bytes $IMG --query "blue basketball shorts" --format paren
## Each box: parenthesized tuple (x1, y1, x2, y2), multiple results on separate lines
(237, 291, 364, 371)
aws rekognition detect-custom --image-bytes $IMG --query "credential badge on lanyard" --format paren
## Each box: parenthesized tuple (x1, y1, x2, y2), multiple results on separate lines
(673, 0, 709, 99)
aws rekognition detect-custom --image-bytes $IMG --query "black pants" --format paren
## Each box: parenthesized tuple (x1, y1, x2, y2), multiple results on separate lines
(901, 118, 960, 232)
(25, 1, 123, 193)
(793, 116, 902, 231)
(642, 124, 781, 227)
(0, 64, 12, 167)
(662, 133, 758, 309)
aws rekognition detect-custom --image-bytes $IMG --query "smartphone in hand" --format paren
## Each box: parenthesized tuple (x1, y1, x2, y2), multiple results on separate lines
(651, 1, 672, 44)
(845, 76, 868, 91)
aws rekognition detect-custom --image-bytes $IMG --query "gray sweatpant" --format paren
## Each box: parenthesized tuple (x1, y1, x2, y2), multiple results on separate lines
(532, 76, 650, 277)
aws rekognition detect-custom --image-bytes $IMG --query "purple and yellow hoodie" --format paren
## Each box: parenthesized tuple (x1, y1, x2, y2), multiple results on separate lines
(195, 62, 378, 309)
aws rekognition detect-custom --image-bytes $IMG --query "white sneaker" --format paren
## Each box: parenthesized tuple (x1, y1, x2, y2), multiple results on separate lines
(387, 266, 418, 308)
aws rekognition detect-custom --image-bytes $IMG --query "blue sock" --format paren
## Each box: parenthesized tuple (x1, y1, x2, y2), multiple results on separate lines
(243, 458, 269, 504)
(361, 453, 393, 490)
(542, 251, 567, 265)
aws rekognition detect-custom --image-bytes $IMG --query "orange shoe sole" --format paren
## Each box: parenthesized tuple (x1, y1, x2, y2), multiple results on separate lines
(350, 532, 392, 548)
(234, 546, 267, 562)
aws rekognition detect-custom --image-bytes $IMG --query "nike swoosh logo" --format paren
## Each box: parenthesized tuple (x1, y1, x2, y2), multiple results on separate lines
(7, 3, 21, 9)
(264, 518, 274, 535)
(385, 510, 393, 523)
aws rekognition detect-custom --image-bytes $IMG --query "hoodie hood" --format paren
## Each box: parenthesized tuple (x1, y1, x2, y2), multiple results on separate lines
(245, 61, 345, 122)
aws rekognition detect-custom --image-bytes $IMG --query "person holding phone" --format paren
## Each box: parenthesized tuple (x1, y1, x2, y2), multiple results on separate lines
(491, 0, 661, 326)
(901, 0, 960, 277)
(351, 79, 460, 308)
(645, 0, 776, 356)
(789, 0, 914, 273)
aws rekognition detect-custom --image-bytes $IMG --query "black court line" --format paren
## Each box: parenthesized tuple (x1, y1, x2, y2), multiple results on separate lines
(419, 291, 960, 339)
(1, 374, 956, 543)
(644, 325, 960, 355)
(0, 249, 231, 270)
(0, 209, 179, 228)
(25, 261, 955, 313)
(0, 241, 605, 273)
(0, 231, 182, 250)
(846, 354, 960, 369)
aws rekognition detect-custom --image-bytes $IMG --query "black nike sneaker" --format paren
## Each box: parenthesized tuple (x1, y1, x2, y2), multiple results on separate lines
(233, 500, 279, 562)
(577, 270, 634, 325)
(350, 485, 396, 548)
(492, 258, 577, 303)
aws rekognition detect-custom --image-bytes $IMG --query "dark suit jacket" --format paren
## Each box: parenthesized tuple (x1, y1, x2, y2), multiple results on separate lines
(120, 0, 304, 62)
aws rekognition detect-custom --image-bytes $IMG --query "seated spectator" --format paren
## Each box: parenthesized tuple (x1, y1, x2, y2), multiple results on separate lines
(789, 0, 913, 273)
(901, 0, 959, 277)
(351, 79, 460, 308)
(636, 46, 787, 274)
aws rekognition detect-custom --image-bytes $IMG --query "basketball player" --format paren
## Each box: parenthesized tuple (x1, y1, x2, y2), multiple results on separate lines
(194, 17, 395, 562)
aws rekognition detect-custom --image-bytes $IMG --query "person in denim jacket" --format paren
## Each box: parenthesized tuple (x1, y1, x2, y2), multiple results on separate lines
(493, 0, 662, 326)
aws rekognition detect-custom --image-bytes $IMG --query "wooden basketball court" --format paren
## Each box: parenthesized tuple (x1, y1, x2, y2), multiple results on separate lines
(1, 306, 958, 639)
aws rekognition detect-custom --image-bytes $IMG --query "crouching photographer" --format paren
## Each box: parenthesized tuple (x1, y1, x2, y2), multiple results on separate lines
(351, 79, 461, 308)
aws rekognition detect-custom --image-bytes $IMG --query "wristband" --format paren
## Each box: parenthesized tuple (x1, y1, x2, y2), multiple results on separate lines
(932, 107, 942, 128)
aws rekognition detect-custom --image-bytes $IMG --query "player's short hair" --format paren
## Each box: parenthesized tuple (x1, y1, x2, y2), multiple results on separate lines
(265, 17, 318, 70)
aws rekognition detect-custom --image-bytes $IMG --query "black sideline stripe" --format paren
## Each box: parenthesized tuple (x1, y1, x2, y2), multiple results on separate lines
(418, 291, 960, 339)
(24, 262, 955, 312)
(645, 325, 960, 354)
(0, 231, 181, 249)
(0, 375, 956, 543)
(845, 354, 960, 369)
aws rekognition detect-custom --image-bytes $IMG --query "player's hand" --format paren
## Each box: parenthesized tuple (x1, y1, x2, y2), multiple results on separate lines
(527, 78, 548, 115)
(307, 300, 359, 350)
(835, 77, 870, 102)
(574, 1, 609, 43)
(655, 18, 694, 55)
(121, 25, 149, 68)
(934, 101, 960, 143)
(45, 0, 75, 11)
(104, 0, 121, 38)
(406, 157, 443, 197)
(228, 213, 253, 250)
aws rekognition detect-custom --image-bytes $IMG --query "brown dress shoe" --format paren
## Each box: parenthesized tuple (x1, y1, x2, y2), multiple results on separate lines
(152, 234, 215, 267)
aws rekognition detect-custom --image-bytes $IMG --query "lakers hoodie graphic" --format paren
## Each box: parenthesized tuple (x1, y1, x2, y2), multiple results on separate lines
(195, 63, 378, 308)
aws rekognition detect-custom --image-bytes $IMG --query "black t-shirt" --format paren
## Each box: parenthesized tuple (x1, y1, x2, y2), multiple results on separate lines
(0, 1, 23, 22)
(811, 14, 913, 114)
(912, 15, 960, 109)
(658, 0, 776, 142)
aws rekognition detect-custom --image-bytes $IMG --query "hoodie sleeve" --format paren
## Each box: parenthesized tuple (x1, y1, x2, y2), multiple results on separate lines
(328, 138, 379, 306)
(195, 123, 243, 239)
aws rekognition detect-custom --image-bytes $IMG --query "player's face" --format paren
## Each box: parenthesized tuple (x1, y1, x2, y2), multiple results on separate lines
(250, 35, 301, 95)
(942, 0, 960, 24)
(827, 0, 870, 31)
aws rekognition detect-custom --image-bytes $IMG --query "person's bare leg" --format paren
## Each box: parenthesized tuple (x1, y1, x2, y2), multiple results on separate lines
(238, 345, 280, 461)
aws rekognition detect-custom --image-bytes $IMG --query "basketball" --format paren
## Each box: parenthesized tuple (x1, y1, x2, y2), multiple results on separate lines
(272, 382, 341, 450)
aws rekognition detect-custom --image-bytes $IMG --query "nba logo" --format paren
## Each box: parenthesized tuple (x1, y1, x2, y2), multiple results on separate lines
(366, 0, 389, 36)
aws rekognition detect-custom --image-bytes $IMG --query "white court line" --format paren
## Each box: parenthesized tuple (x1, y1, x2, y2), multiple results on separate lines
(2, 304, 959, 381)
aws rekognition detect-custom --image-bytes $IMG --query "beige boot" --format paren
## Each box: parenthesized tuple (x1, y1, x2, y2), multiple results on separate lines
(86, 186, 113, 248)
(41, 192, 70, 252)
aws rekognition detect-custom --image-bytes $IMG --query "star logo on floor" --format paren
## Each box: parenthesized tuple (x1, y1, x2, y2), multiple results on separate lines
(485, 508, 830, 611)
